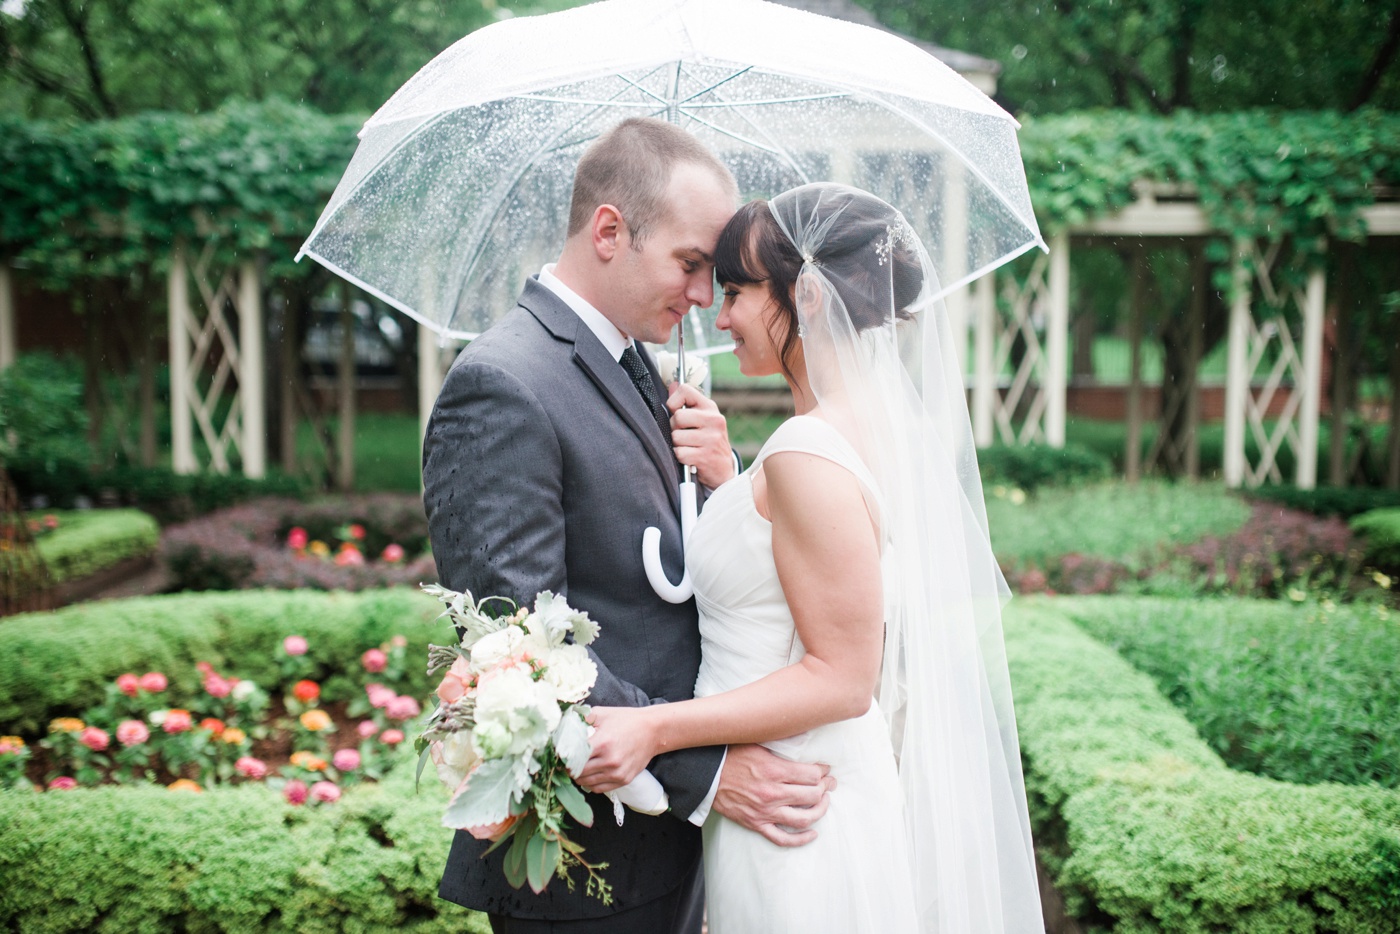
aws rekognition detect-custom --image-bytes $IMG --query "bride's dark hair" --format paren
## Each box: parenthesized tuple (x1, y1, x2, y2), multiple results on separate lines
(714, 191, 922, 378)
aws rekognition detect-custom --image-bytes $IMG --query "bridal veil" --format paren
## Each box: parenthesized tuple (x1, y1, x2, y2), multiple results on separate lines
(768, 183, 1045, 933)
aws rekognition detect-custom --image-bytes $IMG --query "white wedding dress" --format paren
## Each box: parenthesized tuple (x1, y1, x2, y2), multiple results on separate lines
(688, 415, 919, 933)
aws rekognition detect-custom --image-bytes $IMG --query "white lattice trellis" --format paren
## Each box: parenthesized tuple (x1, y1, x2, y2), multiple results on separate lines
(972, 234, 1069, 447)
(168, 240, 265, 477)
(1223, 237, 1325, 488)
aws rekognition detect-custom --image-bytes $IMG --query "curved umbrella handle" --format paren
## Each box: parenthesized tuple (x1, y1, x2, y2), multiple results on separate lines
(643, 480, 698, 604)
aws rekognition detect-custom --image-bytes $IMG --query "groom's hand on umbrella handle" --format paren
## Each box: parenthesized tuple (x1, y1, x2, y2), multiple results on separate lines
(712, 744, 835, 848)
(668, 383, 735, 489)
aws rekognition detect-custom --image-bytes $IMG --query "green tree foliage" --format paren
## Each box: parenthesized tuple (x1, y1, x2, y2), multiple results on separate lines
(862, 0, 1400, 115)
(0, 0, 500, 118)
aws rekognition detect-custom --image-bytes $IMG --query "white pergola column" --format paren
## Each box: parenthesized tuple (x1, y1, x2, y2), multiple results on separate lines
(1046, 233, 1070, 448)
(1296, 263, 1326, 489)
(971, 273, 996, 447)
(0, 265, 15, 370)
(168, 242, 197, 475)
(1223, 238, 1251, 488)
(237, 260, 266, 479)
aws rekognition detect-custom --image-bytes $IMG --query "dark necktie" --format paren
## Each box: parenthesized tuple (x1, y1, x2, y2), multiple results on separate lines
(619, 345, 672, 447)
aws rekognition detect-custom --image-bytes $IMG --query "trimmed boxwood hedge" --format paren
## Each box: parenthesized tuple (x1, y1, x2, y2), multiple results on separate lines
(29, 508, 160, 583)
(0, 745, 490, 933)
(1004, 598, 1400, 931)
(1351, 507, 1400, 572)
(0, 589, 454, 736)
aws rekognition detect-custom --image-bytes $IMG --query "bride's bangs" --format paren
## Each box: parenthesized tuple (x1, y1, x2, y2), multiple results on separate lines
(714, 201, 770, 287)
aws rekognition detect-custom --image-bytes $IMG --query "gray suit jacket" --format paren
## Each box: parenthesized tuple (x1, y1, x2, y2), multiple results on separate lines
(424, 276, 725, 920)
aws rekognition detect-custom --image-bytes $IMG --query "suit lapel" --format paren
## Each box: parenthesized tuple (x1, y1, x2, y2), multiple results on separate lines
(519, 279, 681, 513)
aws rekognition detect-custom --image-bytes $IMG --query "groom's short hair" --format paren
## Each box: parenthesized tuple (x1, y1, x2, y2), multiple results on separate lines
(568, 117, 736, 247)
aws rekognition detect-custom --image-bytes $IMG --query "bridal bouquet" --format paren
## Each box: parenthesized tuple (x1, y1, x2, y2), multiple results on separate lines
(416, 583, 612, 902)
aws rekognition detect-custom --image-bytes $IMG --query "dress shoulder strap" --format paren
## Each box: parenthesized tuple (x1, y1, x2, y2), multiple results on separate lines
(754, 416, 883, 526)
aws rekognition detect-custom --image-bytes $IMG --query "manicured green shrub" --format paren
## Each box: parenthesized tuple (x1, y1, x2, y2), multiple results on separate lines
(1253, 484, 1400, 520)
(1351, 507, 1400, 571)
(978, 441, 1112, 492)
(1004, 598, 1400, 931)
(988, 480, 1250, 568)
(29, 509, 160, 583)
(1059, 595, 1400, 789)
(0, 352, 92, 506)
(0, 746, 491, 933)
(94, 464, 310, 523)
(0, 589, 454, 736)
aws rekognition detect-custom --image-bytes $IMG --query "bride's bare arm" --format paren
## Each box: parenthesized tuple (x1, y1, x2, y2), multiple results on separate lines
(579, 449, 883, 793)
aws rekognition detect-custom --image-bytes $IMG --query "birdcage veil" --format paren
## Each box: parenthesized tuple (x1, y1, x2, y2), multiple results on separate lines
(768, 182, 1043, 933)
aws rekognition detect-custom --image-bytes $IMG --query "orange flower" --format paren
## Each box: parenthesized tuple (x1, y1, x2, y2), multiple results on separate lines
(168, 779, 203, 793)
(49, 718, 85, 734)
(0, 736, 25, 753)
(199, 718, 226, 736)
(290, 750, 328, 772)
(221, 728, 247, 745)
(466, 812, 521, 842)
(299, 710, 332, 732)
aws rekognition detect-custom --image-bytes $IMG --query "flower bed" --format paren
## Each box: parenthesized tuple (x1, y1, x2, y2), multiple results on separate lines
(1005, 597, 1400, 931)
(160, 494, 436, 592)
(26, 508, 160, 583)
(0, 589, 490, 931)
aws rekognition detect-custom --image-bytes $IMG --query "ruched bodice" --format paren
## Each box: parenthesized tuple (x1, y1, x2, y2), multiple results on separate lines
(685, 416, 916, 933)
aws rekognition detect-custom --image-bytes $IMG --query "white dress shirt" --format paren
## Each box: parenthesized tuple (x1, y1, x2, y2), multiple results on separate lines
(537, 265, 724, 826)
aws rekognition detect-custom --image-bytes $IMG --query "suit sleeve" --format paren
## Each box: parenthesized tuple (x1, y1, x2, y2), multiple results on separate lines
(424, 360, 723, 812)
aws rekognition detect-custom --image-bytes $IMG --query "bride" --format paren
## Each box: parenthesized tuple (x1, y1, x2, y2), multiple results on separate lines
(580, 183, 1045, 933)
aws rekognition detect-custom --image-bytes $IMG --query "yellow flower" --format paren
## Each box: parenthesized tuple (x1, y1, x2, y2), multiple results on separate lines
(221, 728, 247, 745)
(1372, 570, 1392, 590)
(308, 540, 331, 557)
(49, 718, 85, 734)
(299, 710, 332, 732)
(168, 779, 203, 793)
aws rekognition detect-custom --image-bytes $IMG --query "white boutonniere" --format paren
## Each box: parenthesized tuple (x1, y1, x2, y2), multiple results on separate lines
(655, 351, 709, 390)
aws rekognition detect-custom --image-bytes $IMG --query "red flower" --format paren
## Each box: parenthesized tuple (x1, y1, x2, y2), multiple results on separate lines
(287, 527, 308, 550)
(162, 709, 193, 733)
(381, 543, 405, 563)
(292, 680, 320, 703)
(115, 673, 140, 697)
(334, 545, 365, 567)
(361, 648, 388, 673)
(199, 718, 226, 736)
(347, 524, 366, 540)
(380, 729, 405, 746)
(139, 672, 168, 693)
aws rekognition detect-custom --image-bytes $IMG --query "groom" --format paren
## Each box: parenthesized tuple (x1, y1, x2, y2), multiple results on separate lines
(423, 118, 833, 934)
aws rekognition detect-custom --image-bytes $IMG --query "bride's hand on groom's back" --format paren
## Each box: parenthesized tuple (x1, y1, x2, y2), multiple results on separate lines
(667, 383, 736, 489)
(712, 745, 835, 847)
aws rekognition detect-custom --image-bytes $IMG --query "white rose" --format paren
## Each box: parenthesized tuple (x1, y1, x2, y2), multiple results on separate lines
(431, 730, 482, 790)
(474, 665, 562, 756)
(470, 626, 525, 669)
(527, 591, 573, 647)
(655, 351, 709, 389)
(543, 643, 598, 704)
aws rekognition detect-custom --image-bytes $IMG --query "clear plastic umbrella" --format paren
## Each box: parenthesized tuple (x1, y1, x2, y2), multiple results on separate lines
(296, 0, 1045, 353)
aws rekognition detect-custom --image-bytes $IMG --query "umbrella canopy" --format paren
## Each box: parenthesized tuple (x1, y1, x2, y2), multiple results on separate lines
(298, 0, 1045, 349)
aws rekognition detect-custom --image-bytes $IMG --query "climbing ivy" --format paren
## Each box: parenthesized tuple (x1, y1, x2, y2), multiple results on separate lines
(2, 102, 1398, 288)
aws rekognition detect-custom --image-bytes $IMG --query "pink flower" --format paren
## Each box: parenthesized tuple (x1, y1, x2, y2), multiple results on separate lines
(116, 673, 140, 697)
(385, 695, 421, 721)
(381, 543, 405, 563)
(332, 749, 361, 772)
(195, 661, 213, 676)
(356, 720, 379, 739)
(311, 780, 342, 803)
(235, 756, 268, 780)
(139, 672, 167, 693)
(283, 635, 308, 656)
(162, 709, 193, 733)
(203, 674, 232, 698)
(284, 780, 309, 805)
(361, 648, 387, 673)
(380, 729, 405, 746)
(437, 655, 475, 705)
(116, 720, 149, 746)
(334, 546, 365, 567)
(287, 527, 309, 550)
(347, 524, 366, 540)
(43, 514, 59, 529)
(366, 684, 395, 709)
(79, 727, 109, 752)
(48, 777, 77, 791)
(391, 635, 407, 648)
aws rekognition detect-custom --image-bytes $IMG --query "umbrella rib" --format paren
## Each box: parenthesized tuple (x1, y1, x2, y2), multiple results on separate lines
(676, 64, 754, 105)
(679, 82, 813, 184)
(672, 106, 795, 166)
(516, 95, 657, 108)
(685, 92, 851, 108)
